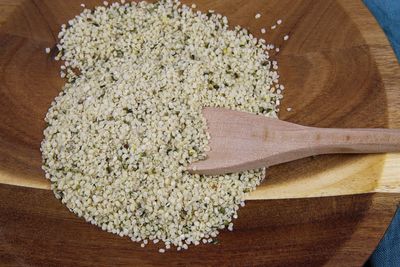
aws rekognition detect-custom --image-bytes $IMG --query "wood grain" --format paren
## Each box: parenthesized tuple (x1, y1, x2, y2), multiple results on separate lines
(1, 0, 400, 266)
(1, 183, 399, 267)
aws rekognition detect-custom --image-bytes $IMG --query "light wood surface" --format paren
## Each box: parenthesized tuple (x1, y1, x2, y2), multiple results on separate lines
(1, 0, 400, 266)
(189, 107, 400, 175)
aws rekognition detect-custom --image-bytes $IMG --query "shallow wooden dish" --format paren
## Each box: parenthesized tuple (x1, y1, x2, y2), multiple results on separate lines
(1, 0, 400, 266)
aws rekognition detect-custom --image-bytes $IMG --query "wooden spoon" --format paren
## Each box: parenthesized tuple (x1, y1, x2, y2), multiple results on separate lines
(188, 107, 400, 175)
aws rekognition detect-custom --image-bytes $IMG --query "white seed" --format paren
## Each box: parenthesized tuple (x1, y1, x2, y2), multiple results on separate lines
(45, 47, 51, 54)
(261, 28, 266, 34)
(255, 13, 261, 19)
(284, 35, 289, 41)
(277, 19, 282, 25)
(41, 0, 282, 252)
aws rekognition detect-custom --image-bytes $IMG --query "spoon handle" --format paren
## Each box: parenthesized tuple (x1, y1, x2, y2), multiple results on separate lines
(307, 127, 400, 154)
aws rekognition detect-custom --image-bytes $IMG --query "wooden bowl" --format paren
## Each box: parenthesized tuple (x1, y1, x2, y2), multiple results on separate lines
(1, 0, 400, 266)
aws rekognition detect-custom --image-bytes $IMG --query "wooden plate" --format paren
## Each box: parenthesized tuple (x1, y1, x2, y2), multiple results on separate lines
(1, 0, 400, 266)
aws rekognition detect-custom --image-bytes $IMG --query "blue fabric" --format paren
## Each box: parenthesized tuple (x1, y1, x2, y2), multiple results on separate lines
(367, 208, 400, 266)
(363, 0, 400, 266)
(364, 0, 400, 61)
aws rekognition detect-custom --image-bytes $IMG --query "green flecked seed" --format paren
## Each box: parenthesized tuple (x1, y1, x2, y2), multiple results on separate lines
(41, 0, 282, 252)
